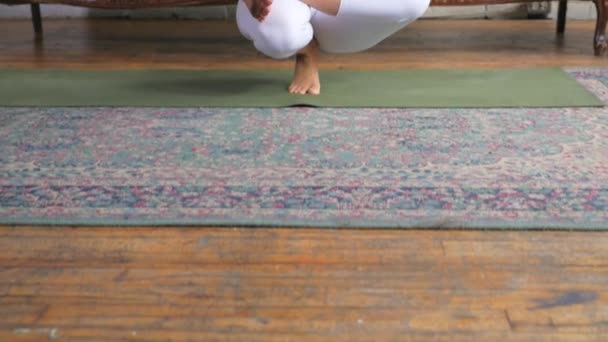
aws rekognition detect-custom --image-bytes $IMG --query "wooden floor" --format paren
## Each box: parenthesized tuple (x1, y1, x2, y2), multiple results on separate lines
(0, 18, 606, 69)
(1, 18, 607, 341)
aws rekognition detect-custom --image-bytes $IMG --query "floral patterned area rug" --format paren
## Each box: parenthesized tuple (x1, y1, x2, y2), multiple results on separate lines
(0, 68, 607, 229)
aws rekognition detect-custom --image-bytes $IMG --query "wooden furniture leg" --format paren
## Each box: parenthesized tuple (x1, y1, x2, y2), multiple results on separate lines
(557, 0, 567, 34)
(594, 0, 607, 55)
(31, 3, 42, 39)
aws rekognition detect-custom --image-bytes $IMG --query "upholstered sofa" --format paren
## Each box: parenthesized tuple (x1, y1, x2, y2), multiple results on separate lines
(2, 0, 606, 56)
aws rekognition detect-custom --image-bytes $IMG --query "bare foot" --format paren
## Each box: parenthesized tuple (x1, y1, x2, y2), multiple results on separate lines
(289, 41, 321, 95)
(243, 0, 272, 22)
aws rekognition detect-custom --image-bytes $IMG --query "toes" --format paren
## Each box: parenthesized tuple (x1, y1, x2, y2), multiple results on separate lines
(307, 86, 320, 95)
(289, 84, 301, 95)
(289, 83, 320, 95)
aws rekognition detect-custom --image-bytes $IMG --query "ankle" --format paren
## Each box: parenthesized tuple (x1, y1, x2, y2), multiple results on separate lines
(293, 49, 313, 67)
(296, 41, 318, 61)
(296, 52, 313, 62)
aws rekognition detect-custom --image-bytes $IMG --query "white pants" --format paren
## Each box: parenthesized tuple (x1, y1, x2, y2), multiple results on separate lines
(236, 0, 430, 59)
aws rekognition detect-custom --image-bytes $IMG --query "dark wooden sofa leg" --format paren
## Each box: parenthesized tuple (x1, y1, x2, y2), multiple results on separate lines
(594, 0, 607, 55)
(557, 0, 567, 34)
(31, 3, 43, 39)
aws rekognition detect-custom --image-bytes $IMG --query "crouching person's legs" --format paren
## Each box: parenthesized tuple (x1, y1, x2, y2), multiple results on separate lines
(237, 0, 322, 94)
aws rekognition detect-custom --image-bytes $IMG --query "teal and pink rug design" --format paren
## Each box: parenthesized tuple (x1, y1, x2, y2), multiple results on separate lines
(1, 68, 607, 228)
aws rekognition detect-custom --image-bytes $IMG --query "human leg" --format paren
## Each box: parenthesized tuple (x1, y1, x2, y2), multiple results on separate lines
(311, 0, 430, 53)
(289, 0, 431, 95)
(236, 0, 315, 59)
(237, 0, 321, 94)
(289, 39, 321, 95)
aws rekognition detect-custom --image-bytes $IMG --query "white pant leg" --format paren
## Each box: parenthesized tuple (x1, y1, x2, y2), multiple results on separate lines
(236, 0, 315, 59)
(311, 0, 430, 54)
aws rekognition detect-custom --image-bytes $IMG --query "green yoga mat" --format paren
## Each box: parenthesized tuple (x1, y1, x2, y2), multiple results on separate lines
(0, 68, 602, 107)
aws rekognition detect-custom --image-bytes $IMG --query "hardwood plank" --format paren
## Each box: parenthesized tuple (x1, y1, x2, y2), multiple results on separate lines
(0, 227, 607, 340)
(1, 329, 596, 342)
(0, 19, 605, 70)
(1, 228, 608, 267)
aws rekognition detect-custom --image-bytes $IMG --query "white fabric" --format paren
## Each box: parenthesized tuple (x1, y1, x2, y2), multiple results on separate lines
(236, 0, 430, 59)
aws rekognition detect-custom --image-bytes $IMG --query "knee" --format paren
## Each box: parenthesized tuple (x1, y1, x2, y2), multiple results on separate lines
(236, 0, 314, 60)
(255, 22, 314, 59)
